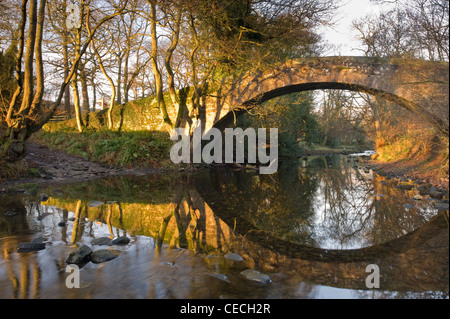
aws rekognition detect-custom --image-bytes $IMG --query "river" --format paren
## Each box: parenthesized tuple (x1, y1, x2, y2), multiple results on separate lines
(0, 155, 448, 299)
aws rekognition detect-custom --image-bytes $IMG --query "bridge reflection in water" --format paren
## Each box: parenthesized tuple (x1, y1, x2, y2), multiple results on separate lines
(0, 157, 448, 298)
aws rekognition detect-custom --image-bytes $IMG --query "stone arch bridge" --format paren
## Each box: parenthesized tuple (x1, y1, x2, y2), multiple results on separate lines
(183, 56, 449, 134)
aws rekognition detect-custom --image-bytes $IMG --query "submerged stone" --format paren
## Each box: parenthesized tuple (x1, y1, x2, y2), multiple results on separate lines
(224, 253, 243, 262)
(31, 237, 46, 243)
(17, 242, 46, 253)
(240, 269, 271, 285)
(207, 273, 230, 283)
(91, 237, 112, 246)
(91, 249, 120, 264)
(88, 201, 104, 207)
(434, 202, 449, 211)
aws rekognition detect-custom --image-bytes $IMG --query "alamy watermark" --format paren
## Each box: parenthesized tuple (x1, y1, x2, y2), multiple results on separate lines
(365, 264, 380, 289)
(170, 121, 279, 175)
(65, 264, 80, 289)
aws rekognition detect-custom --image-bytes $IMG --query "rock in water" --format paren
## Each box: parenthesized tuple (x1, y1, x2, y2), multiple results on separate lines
(91, 249, 120, 264)
(434, 202, 449, 211)
(224, 253, 243, 262)
(38, 194, 49, 202)
(91, 237, 112, 246)
(66, 245, 93, 265)
(207, 273, 230, 283)
(111, 236, 130, 245)
(88, 201, 104, 207)
(240, 269, 272, 285)
(31, 237, 46, 243)
(17, 242, 46, 253)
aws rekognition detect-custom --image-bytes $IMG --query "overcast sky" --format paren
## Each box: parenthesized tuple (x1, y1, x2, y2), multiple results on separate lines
(319, 0, 392, 56)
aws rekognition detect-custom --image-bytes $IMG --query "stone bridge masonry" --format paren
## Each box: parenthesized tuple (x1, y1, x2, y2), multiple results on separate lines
(188, 56, 449, 134)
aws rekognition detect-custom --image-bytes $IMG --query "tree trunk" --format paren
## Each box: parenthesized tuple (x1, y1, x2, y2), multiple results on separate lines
(148, 0, 173, 132)
(72, 8, 84, 133)
(80, 60, 90, 113)
(72, 75, 84, 132)
(124, 49, 129, 104)
(117, 55, 122, 105)
(63, 0, 71, 117)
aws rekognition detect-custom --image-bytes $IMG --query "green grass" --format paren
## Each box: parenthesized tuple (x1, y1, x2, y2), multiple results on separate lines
(33, 129, 175, 169)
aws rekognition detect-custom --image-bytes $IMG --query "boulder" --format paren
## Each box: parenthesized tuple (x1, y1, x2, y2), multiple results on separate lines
(58, 221, 67, 227)
(66, 245, 93, 265)
(17, 242, 46, 253)
(91, 249, 120, 264)
(111, 236, 130, 245)
(92, 237, 112, 245)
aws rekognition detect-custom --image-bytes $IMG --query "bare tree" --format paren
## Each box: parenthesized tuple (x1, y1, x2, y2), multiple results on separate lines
(355, 0, 449, 60)
(3, 0, 128, 161)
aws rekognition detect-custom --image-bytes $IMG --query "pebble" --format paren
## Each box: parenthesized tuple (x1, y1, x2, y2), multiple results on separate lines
(434, 202, 449, 211)
(224, 253, 243, 262)
(207, 273, 230, 283)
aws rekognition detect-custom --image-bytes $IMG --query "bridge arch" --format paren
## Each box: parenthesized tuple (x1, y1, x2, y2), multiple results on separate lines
(200, 57, 449, 133)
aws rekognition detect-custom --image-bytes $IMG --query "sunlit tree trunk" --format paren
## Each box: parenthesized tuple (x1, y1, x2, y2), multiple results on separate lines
(90, 39, 116, 129)
(147, 0, 173, 132)
(63, 0, 71, 117)
(164, 2, 184, 128)
(71, 6, 84, 132)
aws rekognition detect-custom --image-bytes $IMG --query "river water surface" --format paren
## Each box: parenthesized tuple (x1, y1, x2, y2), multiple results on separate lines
(0, 155, 448, 299)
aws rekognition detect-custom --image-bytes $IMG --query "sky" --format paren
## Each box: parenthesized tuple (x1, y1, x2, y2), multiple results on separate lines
(319, 0, 391, 56)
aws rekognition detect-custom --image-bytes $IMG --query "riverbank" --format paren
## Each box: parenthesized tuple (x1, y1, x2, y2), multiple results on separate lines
(1, 135, 448, 199)
(0, 141, 174, 191)
(368, 150, 449, 193)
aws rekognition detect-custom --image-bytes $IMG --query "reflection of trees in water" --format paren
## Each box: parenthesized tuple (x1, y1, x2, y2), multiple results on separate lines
(0, 171, 447, 298)
(37, 175, 235, 255)
(311, 156, 377, 248)
(355, 290, 449, 299)
(206, 155, 437, 250)
(206, 161, 320, 247)
(311, 156, 434, 249)
(155, 177, 235, 255)
(0, 198, 41, 298)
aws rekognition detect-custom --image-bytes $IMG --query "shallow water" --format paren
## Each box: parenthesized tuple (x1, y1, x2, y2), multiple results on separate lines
(0, 155, 448, 299)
